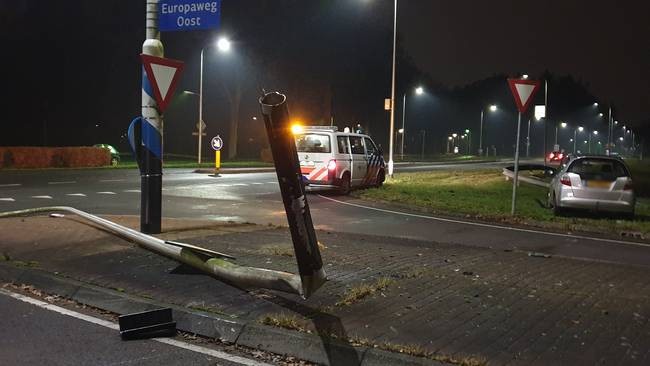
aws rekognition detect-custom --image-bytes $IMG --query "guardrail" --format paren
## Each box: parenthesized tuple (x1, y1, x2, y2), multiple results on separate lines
(502, 164, 553, 188)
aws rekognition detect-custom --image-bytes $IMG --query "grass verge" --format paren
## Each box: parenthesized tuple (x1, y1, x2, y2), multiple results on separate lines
(355, 169, 650, 237)
(336, 277, 395, 306)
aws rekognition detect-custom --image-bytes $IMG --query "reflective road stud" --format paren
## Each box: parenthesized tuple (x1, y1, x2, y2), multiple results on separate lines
(259, 91, 326, 298)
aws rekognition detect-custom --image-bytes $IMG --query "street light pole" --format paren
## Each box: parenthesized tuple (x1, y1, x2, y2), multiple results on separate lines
(400, 92, 406, 160)
(198, 48, 204, 165)
(420, 130, 426, 159)
(387, 0, 398, 177)
(479, 110, 484, 155)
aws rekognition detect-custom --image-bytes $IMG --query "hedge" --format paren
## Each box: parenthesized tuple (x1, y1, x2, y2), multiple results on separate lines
(0, 147, 111, 168)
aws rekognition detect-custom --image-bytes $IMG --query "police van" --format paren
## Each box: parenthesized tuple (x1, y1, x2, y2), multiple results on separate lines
(293, 126, 386, 194)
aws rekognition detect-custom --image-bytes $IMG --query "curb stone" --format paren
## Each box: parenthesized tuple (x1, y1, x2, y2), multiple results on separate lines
(0, 262, 447, 366)
(193, 167, 275, 174)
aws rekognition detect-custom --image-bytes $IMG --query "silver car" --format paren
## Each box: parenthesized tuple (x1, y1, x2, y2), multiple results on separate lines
(548, 156, 635, 217)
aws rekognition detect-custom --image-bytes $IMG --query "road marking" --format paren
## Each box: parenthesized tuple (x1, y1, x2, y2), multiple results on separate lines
(0, 198, 15, 202)
(96, 191, 117, 195)
(66, 193, 87, 197)
(48, 181, 76, 185)
(0, 183, 21, 188)
(251, 183, 264, 185)
(31, 195, 53, 199)
(0, 289, 273, 366)
(123, 189, 141, 193)
(317, 195, 650, 249)
(99, 179, 125, 182)
(265, 181, 277, 184)
(232, 183, 249, 186)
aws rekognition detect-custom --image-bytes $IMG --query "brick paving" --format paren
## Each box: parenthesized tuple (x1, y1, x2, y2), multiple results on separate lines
(1, 215, 649, 365)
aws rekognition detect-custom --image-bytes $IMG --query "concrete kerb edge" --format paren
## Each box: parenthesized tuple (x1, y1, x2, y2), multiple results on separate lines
(193, 167, 275, 174)
(0, 262, 244, 343)
(0, 262, 447, 366)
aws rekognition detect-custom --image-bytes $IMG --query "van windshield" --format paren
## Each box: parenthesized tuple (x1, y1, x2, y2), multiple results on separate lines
(295, 134, 331, 153)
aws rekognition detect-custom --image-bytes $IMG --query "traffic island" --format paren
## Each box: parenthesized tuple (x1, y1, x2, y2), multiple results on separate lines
(1, 215, 649, 365)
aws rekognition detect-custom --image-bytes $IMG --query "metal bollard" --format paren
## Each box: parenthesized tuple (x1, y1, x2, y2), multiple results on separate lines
(259, 92, 327, 298)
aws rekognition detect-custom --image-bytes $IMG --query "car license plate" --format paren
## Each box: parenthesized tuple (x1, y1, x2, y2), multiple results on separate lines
(587, 180, 610, 188)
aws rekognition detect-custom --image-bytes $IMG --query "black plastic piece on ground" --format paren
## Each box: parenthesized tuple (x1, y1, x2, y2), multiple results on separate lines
(118, 308, 176, 340)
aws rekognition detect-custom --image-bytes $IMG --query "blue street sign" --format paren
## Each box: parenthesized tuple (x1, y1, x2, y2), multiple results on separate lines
(159, 0, 221, 32)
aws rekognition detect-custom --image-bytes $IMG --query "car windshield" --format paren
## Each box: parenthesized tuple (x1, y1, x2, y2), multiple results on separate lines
(295, 134, 331, 153)
(567, 158, 629, 181)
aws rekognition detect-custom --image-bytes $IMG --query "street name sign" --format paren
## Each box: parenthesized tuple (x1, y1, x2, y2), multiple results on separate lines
(159, 0, 221, 32)
(508, 78, 541, 114)
(141, 54, 185, 113)
(211, 135, 223, 151)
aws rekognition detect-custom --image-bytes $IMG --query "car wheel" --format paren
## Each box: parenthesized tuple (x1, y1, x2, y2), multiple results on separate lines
(375, 169, 385, 187)
(110, 157, 119, 167)
(338, 173, 351, 195)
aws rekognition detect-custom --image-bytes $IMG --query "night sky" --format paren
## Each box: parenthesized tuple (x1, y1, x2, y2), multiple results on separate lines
(1, 0, 647, 156)
(401, 0, 650, 122)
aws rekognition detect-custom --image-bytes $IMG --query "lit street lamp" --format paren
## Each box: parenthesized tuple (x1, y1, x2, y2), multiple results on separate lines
(573, 126, 584, 154)
(400, 85, 424, 160)
(478, 104, 497, 155)
(589, 130, 599, 153)
(465, 129, 471, 155)
(555, 121, 567, 146)
(194, 37, 231, 165)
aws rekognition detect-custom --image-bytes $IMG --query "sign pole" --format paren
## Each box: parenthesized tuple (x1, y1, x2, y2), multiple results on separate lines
(511, 112, 522, 215)
(507, 77, 541, 216)
(141, 0, 164, 234)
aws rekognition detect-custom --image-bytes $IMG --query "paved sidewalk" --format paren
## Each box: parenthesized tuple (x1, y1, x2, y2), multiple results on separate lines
(0, 214, 649, 365)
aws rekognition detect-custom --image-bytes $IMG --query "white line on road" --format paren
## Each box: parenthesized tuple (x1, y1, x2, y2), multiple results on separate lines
(0, 289, 273, 366)
(0, 198, 15, 202)
(99, 179, 125, 182)
(96, 192, 117, 195)
(31, 195, 53, 199)
(251, 183, 264, 185)
(48, 181, 76, 185)
(66, 193, 87, 197)
(317, 195, 650, 249)
(231, 183, 249, 186)
(0, 183, 21, 188)
(123, 189, 141, 193)
(265, 181, 277, 184)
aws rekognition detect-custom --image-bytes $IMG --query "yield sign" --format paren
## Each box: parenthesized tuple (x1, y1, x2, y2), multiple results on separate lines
(507, 78, 541, 114)
(141, 54, 185, 113)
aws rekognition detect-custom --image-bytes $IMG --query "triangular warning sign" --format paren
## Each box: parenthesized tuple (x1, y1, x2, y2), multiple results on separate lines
(507, 78, 541, 114)
(141, 54, 185, 113)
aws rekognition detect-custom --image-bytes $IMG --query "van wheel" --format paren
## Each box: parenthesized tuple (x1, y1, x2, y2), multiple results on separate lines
(375, 169, 386, 187)
(338, 173, 351, 195)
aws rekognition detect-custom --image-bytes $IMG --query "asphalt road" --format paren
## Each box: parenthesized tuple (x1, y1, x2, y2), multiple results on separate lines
(1, 162, 649, 267)
(0, 289, 272, 366)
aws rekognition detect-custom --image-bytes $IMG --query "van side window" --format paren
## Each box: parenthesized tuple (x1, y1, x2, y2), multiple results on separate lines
(337, 136, 350, 154)
(349, 136, 365, 155)
(364, 137, 377, 155)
